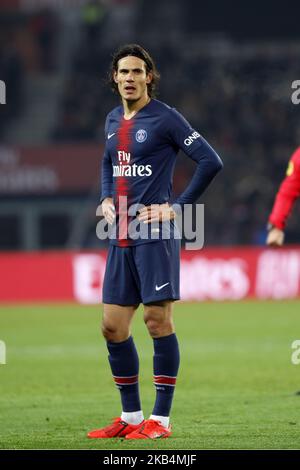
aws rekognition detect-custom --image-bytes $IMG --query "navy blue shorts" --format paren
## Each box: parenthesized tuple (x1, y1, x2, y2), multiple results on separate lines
(102, 239, 180, 305)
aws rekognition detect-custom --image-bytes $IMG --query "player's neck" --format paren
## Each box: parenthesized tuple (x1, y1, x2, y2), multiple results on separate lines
(122, 94, 151, 120)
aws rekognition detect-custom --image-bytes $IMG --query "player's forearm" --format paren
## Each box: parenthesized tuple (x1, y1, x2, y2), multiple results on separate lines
(269, 184, 299, 230)
(269, 148, 300, 230)
(101, 155, 113, 202)
(174, 148, 223, 207)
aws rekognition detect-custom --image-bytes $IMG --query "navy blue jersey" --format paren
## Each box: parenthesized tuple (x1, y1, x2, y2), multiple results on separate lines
(101, 98, 223, 246)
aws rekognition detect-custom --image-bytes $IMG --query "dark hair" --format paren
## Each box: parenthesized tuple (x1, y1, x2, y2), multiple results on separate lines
(109, 44, 160, 98)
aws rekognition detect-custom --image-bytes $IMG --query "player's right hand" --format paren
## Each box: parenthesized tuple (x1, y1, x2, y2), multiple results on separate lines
(102, 197, 115, 225)
(266, 227, 285, 247)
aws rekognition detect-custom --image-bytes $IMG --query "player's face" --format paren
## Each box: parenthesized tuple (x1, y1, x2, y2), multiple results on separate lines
(114, 56, 152, 102)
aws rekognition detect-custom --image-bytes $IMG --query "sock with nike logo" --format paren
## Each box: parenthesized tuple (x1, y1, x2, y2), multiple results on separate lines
(152, 333, 180, 418)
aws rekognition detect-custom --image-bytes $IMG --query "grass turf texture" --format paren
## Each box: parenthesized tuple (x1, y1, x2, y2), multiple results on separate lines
(0, 301, 300, 450)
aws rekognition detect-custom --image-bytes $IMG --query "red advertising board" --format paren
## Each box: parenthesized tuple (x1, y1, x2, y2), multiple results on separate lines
(0, 247, 300, 303)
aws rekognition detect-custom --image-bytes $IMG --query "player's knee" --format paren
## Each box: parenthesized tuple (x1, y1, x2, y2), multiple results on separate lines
(101, 322, 116, 341)
(101, 322, 129, 342)
(144, 310, 173, 338)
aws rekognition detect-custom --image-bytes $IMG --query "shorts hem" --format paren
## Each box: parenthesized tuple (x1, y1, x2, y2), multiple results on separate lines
(102, 297, 141, 306)
(142, 294, 180, 304)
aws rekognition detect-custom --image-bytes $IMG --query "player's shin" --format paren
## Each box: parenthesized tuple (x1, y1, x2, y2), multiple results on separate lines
(107, 336, 144, 425)
(150, 333, 180, 428)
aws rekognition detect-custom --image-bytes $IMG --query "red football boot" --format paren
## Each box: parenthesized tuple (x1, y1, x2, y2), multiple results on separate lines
(125, 419, 172, 439)
(87, 417, 144, 439)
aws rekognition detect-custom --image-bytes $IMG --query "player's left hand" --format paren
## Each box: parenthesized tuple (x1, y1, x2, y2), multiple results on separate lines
(266, 227, 285, 247)
(138, 203, 176, 224)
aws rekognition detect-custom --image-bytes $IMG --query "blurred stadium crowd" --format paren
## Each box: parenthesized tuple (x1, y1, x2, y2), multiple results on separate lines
(0, 0, 300, 250)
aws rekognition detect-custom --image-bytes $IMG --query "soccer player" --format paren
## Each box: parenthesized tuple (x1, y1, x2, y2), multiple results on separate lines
(267, 147, 300, 246)
(88, 44, 223, 439)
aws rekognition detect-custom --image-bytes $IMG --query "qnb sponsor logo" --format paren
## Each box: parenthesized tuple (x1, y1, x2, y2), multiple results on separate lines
(0, 80, 6, 104)
(255, 251, 300, 299)
(0, 340, 6, 365)
(113, 150, 152, 177)
(184, 131, 200, 146)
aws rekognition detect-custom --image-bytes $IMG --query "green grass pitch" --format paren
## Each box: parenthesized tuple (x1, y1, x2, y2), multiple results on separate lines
(1, 301, 300, 449)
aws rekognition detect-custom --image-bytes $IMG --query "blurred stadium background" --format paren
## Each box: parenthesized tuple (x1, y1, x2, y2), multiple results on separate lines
(1, 0, 300, 450)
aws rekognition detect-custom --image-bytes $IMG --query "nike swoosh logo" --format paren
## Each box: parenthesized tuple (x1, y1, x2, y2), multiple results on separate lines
(155, 282, 170, 291)
(107, 132, 115, 140)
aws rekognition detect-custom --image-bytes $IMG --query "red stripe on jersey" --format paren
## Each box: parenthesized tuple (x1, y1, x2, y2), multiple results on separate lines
(153, 376, 177, 385)
(116, 118, 134, 247)
(113, 375, 138, 385)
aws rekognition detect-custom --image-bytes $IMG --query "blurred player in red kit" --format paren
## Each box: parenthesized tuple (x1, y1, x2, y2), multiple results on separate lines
(267, 147, 300, 246)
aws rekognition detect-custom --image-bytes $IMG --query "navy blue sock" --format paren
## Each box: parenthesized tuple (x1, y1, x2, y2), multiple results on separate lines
(107, 336, 141, 412)
(152, 333, 180, 417)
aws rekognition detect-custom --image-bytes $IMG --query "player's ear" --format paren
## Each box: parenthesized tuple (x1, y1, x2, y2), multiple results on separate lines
(146, 72, 153, 84)
(113, 70, 118, 84)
